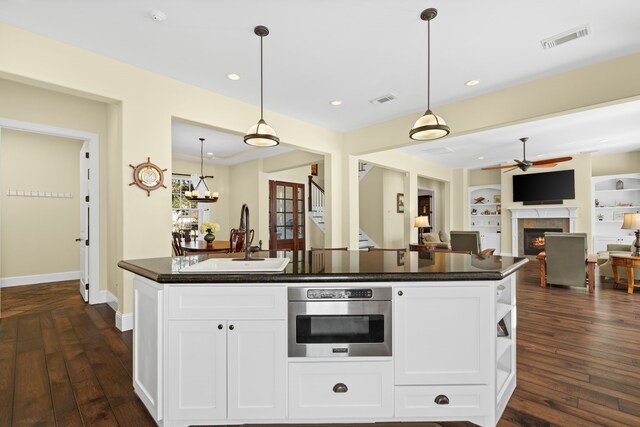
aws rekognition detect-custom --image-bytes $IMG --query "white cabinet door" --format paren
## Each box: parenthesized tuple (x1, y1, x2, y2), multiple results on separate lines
(394, 285, 491, 385)
(167, 320, 227, 421)
(227, 320, 286, 420)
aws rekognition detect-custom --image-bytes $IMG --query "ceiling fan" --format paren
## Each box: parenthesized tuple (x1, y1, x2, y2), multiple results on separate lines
(481, 137, 572, 172)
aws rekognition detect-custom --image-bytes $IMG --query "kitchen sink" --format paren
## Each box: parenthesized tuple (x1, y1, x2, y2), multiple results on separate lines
(179, 257, 290, 273)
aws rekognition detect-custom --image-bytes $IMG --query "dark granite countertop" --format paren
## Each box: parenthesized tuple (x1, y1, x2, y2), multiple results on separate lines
(118, 250, 528, 284)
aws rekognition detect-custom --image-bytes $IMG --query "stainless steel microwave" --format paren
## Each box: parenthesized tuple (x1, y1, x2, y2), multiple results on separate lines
(288, 287, 392, 357)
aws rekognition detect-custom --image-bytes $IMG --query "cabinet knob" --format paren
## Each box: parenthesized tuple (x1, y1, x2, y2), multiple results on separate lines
(229, 324, 234, 330)
(217, 324, 223, 330)
(332, 383, 348, 393)
(397, 290, 403, 296)
(434, 394, 450, 405)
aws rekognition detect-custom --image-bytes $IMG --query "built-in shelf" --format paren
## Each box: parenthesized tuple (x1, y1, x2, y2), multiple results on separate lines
(471, 202, 500, 207)
(496, 303, 511, 321)
(497, 337, 511, 361)
(595, 205, 640, 209)
(496, 368, 513, 404)
(595, 188, 640, 193)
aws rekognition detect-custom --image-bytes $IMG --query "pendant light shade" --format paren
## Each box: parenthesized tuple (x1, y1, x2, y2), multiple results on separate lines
(245, 25, 280, 147)
(409, 8, 450, 141)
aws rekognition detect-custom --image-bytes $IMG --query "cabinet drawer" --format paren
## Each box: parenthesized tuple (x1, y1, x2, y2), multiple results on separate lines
(395, 385, 488, 417)
(289, 361, 392, 419)
(168, 286, 286, 319)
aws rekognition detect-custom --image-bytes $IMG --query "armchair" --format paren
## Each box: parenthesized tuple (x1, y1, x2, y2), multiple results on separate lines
(597, 244, 640, 284)
(450, 231, 496, 255)
(536, 232, 597, 294)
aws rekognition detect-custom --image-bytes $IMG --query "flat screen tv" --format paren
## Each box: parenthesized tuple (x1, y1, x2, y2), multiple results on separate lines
(513, 170, 575, 204)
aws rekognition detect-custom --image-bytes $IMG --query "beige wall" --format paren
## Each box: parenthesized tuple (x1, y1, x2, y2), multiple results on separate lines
(1, 130, 83, 277)
(359, 167, 384, 246)
(469, 169, 501, 186)
(592, 151, 640, 176)
(382, 168, 406, 248)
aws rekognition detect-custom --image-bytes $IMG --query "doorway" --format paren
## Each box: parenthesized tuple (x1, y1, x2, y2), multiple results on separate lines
(0, 118, 100, 303)
(269, 180, 305, 251)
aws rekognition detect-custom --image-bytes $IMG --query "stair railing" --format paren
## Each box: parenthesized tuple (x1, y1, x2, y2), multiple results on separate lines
(308, 175, 325, 213)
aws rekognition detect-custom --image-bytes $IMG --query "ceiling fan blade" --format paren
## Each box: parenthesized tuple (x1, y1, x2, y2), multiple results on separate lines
(481, 164, 518, 170)
(532, 156, 572, 166)
(503, 166, 519, 173)
(532, 163, 557, 168)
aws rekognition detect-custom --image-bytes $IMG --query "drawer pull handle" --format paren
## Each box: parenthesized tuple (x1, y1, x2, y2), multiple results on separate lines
(229, 324, 235, 330)
(217, 324, 223, 330)
(398, 290, 403, 296)
(434, 394, 449, 405)
(333, 383, 348, 393)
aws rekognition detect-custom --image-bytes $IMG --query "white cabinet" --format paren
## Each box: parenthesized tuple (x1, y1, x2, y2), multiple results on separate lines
(469, 185, 502, 254)
(593, 174, 640, 251)
(394, 285, 491, 385)
(168, 319, 286, 422)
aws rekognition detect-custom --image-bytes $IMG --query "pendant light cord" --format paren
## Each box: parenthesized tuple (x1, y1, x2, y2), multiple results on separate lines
(200, 138, 204, 177)
(427, 17, 431, 111)
(260, 34, 264, 120)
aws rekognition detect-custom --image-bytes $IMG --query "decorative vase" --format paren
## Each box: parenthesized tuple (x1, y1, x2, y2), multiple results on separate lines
(204, 230, 216, 244)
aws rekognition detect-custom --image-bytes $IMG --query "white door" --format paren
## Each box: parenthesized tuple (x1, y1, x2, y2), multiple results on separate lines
(394, 285, 491, 385)
(227, 320, 286, 420)
(78, 141, 90, 302)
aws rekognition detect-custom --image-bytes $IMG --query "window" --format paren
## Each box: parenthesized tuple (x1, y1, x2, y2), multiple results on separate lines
(172, 176, 199, 233)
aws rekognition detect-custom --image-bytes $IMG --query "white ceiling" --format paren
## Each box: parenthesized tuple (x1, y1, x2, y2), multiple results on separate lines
(3, 0, 640, 167)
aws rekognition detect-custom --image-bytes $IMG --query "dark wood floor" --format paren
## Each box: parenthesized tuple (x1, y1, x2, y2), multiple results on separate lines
(2, 263, 640, 426)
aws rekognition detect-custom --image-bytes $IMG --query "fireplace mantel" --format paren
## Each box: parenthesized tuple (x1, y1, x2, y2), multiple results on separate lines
(508, 206, 579, 256)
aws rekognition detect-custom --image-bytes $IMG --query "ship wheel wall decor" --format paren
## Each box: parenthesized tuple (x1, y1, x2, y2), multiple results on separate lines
(129, 157, 167, 196)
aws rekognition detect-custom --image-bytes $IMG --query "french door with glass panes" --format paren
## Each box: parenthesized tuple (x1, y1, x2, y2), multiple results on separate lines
(269, 181, 305, 251)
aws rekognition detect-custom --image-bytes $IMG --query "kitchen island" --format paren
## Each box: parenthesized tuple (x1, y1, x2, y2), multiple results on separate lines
(119, 250, 527, 427)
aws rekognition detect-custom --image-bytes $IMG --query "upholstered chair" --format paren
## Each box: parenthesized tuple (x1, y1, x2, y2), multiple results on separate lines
(536, 232, 597, 294)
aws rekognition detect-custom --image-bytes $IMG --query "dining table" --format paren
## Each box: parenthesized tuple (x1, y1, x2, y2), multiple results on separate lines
(179, 239, 231, 254)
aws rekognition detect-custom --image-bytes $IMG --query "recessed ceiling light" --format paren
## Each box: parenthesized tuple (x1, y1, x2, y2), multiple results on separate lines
(477, 156, 484, 160)
(330, 100, 342, 106)
(465, 80, 480, 87)
(149, 10, 166, 22)
(227, 73, 240, 81)
(206, 152, 214, 156)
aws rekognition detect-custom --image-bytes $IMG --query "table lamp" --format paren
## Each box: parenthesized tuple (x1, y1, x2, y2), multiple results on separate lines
(622, 213, 640, 257)
(415, 216, 430, 244)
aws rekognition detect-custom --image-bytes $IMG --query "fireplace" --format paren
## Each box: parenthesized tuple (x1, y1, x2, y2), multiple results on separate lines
(523, 228, 562, 255)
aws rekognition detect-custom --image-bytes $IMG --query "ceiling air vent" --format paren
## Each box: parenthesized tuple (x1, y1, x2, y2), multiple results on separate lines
(369, 94, 396, 104)
(541, 25, 590, 50)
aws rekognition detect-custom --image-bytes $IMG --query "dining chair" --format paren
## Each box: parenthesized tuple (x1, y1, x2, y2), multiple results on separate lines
(171, 231, 184, 256)
(230, 228, 255, 253)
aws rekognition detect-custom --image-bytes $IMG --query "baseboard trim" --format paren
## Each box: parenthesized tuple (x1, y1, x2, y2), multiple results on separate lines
(104, 290, 118, 311)
(116, 311, 133, 332)
(0, 271, 81, 288)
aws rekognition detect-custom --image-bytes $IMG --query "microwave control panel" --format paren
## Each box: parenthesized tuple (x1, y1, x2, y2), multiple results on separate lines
(306, 289, 373, 299)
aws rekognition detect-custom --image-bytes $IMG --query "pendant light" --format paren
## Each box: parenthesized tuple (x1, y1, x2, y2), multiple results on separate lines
(409, 8, 450, 141)
(244, 25, 280, 147)
(185, 138, 218, 202)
